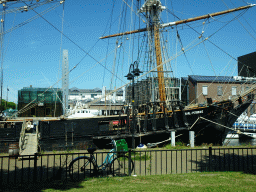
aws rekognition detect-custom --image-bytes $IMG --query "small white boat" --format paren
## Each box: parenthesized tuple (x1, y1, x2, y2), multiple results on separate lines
(68, 109, 100, 118)
(226, 132, 256, 139)
(226, 133, 239, 139)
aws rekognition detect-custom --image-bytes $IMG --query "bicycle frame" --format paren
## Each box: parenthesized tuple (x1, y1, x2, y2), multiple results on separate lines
(69, 139, 132, 180)
(69, 139, 121, 175)
(73, 146, 117, 172)
(96, 149, 117, 171)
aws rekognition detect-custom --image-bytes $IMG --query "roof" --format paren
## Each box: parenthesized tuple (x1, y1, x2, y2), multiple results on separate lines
(181, 77, 188, 81)
(20, 87, 61, 92)
(188, 75, 237, 84)
(70, 87, 80, 92)
(69, 87, 101, 93)
(69, 87, 123, 94)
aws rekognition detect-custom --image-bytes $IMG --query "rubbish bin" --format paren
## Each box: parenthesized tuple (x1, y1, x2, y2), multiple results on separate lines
(9, 143, 19, 158)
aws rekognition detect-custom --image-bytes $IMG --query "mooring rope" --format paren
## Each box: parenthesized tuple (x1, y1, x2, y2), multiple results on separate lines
(200, 116, 250, 136)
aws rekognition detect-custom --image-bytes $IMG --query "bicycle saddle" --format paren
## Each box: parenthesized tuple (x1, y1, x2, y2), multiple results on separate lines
(87, 148, 96, 154)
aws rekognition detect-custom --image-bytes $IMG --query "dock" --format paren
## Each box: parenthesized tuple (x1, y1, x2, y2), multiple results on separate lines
(19, 121, 39, 158)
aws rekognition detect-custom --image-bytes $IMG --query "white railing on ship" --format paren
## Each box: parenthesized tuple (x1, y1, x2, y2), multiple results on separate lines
(234, 122, 256, 132)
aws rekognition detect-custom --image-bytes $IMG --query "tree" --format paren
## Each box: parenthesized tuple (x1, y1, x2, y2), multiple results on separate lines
(1, 99, 17, 110)
(7, 102, 16, 109)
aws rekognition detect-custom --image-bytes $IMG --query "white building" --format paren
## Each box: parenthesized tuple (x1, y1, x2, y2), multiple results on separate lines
(68, 87, 125, 109)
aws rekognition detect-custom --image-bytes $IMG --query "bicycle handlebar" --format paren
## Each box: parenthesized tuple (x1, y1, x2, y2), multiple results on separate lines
(108, 138, 116, 150)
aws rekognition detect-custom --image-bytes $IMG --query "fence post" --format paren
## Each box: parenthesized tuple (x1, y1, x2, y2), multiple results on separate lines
(189, 131, 194, 148)
(33, 153, 38, 183)
(171, 131, 175, 147)
(128, 149, 131, 176)
(209, 147, 212, 172)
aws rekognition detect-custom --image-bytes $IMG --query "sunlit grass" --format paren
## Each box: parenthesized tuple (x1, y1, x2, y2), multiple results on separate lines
(39, 172, 256, 192)
(162, 141, 254, 150)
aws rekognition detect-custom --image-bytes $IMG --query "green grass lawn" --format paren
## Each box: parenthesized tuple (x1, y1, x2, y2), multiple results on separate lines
(33, 172, 256, 192)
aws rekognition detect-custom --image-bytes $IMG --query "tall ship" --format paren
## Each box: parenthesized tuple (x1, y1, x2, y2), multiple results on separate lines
(1, 1, 256, 151)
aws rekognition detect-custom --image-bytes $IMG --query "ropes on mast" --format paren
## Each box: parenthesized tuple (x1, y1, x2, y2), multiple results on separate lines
(221, 0, 256, 41)
(0, 4, 5, 111)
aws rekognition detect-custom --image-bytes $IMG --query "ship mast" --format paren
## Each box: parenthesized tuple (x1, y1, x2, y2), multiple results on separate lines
(144, 0, 167, 103)
(100, 1, 255, 104)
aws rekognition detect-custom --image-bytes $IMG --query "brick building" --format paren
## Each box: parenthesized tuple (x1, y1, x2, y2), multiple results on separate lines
(187, 75, 256, 115)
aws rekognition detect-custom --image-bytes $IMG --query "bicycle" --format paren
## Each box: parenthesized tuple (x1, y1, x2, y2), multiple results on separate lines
(68, 138, 134, 181)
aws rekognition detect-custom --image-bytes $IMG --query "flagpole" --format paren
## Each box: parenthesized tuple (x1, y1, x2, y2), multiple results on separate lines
(6, 86, 8, 109)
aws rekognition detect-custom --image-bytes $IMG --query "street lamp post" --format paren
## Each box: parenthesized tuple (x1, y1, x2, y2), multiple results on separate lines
(125, 61, 142, 149)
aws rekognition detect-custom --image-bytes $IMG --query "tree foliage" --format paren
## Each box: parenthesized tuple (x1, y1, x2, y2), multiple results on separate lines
(0, 99, 16, 111)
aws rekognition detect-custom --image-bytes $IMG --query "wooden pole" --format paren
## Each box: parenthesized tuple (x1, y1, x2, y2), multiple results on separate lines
(154, 24, 166, 103)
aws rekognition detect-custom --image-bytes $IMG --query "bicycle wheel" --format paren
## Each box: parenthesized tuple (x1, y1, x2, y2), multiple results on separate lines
(110, 156, 134, 177)
(69, 156, 96, 181)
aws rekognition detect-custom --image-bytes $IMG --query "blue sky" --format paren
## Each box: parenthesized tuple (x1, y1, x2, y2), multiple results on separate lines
(1, 0, 256, 104)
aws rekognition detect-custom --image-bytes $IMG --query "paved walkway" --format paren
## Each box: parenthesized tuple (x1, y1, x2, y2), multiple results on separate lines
(20, 133, 38, 156)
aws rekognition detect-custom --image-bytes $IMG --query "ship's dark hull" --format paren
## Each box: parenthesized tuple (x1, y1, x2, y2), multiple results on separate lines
(0, 122, 23, 153)
(191, 100, 252, 145)
(138, 99, 253, 145)
(36, 98, 253, 149)
(0, 99, 251, 152)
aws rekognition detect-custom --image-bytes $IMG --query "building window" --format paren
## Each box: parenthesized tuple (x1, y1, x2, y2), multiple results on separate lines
(31, 108, 36, 116)
(202, 86, 208, 96)
(232, 87, 237, 96)
(45, 108, 51, 116)
(217, 86, 223, 96)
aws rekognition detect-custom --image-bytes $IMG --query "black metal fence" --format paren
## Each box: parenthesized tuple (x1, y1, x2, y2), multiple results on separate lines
(0, 147, 255, 189)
